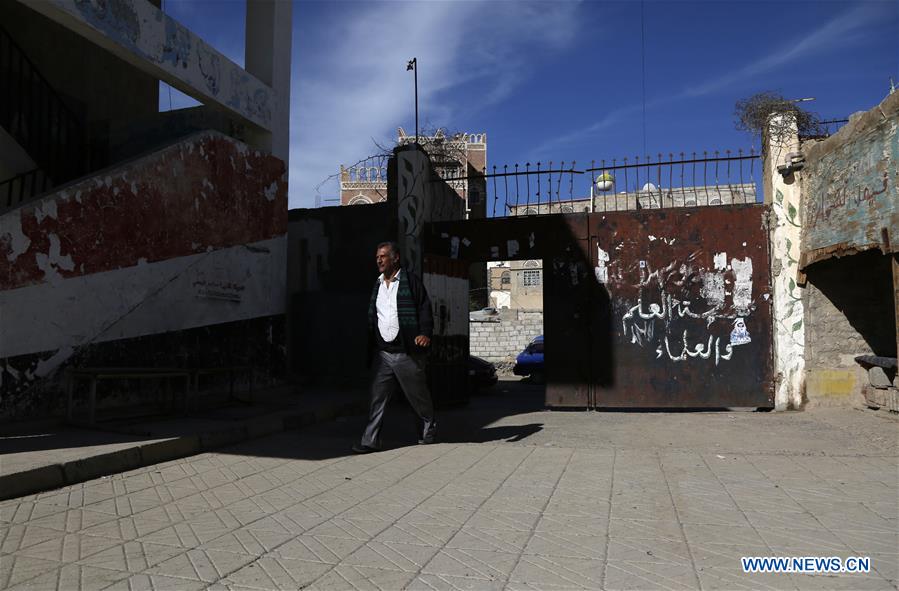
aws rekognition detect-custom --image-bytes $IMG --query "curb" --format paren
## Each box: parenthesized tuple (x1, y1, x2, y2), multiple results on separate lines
(0, 398, 368, 501)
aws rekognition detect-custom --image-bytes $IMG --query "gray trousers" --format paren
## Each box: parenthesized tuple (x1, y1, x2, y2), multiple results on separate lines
(361, 350, 436, 448)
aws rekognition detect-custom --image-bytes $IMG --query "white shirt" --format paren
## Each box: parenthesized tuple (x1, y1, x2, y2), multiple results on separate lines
(376, 270, 401, 343)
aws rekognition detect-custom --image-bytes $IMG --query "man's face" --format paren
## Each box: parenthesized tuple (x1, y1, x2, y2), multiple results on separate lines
(376, 246, 398, 276)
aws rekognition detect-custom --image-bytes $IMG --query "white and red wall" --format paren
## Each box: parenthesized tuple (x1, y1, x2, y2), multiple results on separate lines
(0, 132, 287, 418)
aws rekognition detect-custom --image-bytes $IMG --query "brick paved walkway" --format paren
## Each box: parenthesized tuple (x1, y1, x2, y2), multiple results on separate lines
(1, 383, 897, 590)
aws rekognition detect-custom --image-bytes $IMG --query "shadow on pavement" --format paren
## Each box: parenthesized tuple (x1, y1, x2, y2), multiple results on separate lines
(229, 378, 547, 460)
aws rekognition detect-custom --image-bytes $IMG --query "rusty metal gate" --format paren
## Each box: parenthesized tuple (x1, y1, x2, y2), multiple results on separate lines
(425, 205, 774, 408)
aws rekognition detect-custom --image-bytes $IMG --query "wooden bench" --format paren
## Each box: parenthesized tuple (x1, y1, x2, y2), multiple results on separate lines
(66, 367, 191, 426)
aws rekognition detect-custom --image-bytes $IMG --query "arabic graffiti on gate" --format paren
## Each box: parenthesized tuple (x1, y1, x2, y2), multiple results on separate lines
(620, 253, 756, 366)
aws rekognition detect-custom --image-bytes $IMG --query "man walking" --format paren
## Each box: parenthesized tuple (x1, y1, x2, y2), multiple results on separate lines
(353, 241, 437, 453)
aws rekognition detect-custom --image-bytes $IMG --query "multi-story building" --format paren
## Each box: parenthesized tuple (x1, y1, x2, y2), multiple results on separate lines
(0, 0, 292, 419)
(339, 128, 487, 218)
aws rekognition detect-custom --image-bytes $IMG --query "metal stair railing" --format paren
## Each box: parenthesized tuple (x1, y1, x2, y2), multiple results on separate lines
(0, 24, 88, 201)
(0, 168, 51, 213)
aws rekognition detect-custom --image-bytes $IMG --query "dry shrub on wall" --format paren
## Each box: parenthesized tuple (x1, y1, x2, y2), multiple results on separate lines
(734, 91, 824, 151)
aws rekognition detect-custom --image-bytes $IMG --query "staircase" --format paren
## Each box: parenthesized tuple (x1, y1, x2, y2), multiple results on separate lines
(0, 25, 88, 212)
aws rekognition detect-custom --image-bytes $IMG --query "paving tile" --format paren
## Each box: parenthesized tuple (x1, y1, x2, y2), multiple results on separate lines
(605, 560, 701, 590)
(510, 554, 604, 589)
(463, 509, 540, 532)
(1, 524, 66, 554)
(375, 522, 459, 547)
(1, 501, 65, 525)
(867, 552, 899, 581)
(200, 527, 294, 556)
(743, 510, 826, 531)
(342, 540, 442, 572)
(401, 506, 475, 529)
(800, 502, 896, 532)
(20, 563, 131, 591)
(682, 522, 767, 547)
(2, 567, 62, 591)
(523, 531, 607, 559)
(406, 573, 506, 590)
(80, 516, 172, 542)
(831, 527, 899, 555)
(242, 509, 322, 535)
(14, 532, 121, 563)
(272, 535, 365, 563)
(697, 566, 798, 590)
(446, 527, 532, 553)
(863, 501, 899, 521)
(758, 528, 857, 554)
(103, 573, 208, 591)
(607, 537, 692, 565)
(75, 540, 183, 573)
(422, 548, 519, 581)
(136, 520, 233, 548)
(25, 508, 121, 533)
(307, 564, 418, 590)
(145, 548, 256, 583)
(535, 513, 608, 537)
(791, 573, 896, 590)
(223, 555, 333, 590)
(675, 505, 750, 527)
(0, 554, 61, 589)
(306, 517, 393, 541)
(423, 494, 487, 511)
(607, 518, 683, 541)
(610, 500, 679, 522)
(688, 542, 770, 570)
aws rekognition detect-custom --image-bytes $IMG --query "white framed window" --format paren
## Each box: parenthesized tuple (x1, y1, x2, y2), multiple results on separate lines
(522, 269, 541, 287)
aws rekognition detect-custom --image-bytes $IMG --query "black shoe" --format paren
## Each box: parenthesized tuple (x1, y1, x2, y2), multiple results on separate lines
(417, 438, 436, 445)
(352, 443, 380, 454)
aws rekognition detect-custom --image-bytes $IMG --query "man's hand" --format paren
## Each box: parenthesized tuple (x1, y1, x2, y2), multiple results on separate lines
(414, 335, 431, 347)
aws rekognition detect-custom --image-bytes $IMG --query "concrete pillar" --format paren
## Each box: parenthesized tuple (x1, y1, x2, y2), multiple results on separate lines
(245, 0, 292, 165)
(765, 113, 805, 410)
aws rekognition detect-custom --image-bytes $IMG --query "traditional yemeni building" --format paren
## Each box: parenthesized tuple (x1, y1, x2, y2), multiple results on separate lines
(340, 129, 487, 218)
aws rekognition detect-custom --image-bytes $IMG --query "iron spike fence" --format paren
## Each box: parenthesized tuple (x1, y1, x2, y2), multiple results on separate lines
(442, 149, 762, 218)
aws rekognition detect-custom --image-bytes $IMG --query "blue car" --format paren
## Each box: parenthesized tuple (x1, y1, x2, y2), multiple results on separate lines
(513, 335, 544, 377)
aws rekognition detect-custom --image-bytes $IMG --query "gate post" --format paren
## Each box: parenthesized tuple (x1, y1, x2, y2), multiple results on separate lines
(765, 113, 806, 410)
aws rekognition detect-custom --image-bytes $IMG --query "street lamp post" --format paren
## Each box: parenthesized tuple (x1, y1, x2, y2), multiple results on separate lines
(406, 57, 418, 145)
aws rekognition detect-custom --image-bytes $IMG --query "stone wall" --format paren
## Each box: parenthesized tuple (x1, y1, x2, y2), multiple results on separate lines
(470, 310, 543, 362)
(803, 251, 896, 406)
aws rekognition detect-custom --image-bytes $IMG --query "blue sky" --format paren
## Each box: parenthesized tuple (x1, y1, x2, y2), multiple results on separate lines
(161, 0, 898, 211)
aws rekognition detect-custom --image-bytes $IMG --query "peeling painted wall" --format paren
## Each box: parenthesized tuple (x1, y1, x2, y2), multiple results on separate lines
(765, 115, 806, 410)
(393, 146, 468, 405)
(393, 146, 465, 277)
(1, 132, 286, 293)
(801, 91, 899, 266)
(23, 0, 275, 131)
(0, 131, 288, 416)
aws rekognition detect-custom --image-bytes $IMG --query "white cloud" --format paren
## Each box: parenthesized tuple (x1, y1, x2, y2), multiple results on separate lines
(679, 2, 885, 99)
(530, 2, 888, 156)
(289, 0, 581, 208)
